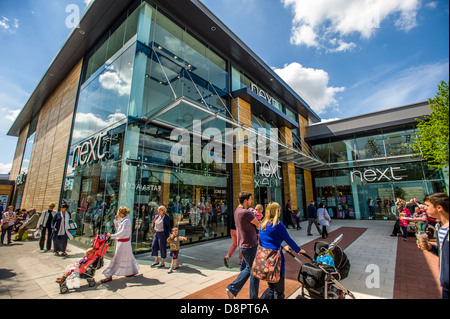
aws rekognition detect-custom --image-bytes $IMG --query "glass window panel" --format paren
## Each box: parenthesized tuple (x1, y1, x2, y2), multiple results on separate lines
(106, 20, 126, 59)
(355, 134, 385, 160)
(311, 143, 330, 163)
(383, 129, 415, 157)
(20, 132, 35, 175)
(73, 45, 134, 144)
(124, 5, 140, 44)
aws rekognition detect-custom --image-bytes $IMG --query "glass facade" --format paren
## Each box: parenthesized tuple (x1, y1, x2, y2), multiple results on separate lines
(62, 0, 233, 254)
(311, 128, 448, 220)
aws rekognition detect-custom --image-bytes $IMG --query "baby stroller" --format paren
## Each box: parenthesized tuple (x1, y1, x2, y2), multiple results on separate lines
(59, 234, 110, 294)
(286, 234, 355, 299)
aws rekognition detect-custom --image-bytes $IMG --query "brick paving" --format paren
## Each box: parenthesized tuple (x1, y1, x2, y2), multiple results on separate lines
(0, 220, 443, 300)
(393, 235, 441, 299)
(185, 226, 367, 299)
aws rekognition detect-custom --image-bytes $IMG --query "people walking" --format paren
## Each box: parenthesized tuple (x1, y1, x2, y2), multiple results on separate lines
(417, 193, 449, 299)
(151, 206, 171, 268)
(283, 199, 295, 229)
(306, 201, 322, 236)
(259, 202, 305, 299)
(317, 203, 331, 239)
(224, 205, 243, 268)
(226, 192, 260, 299)
(101, 206, 140, 283)
(51, 202, 73, 256)
(1, 206, 16, 245)
(167, 228, 187, 273)
(37, 202, 57, 251)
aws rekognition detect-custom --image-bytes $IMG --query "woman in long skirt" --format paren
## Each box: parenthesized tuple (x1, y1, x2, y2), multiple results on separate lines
(101, 206, 139, 283)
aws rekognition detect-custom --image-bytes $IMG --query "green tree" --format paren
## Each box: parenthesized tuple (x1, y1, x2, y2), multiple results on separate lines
(410, 80, 449, 174)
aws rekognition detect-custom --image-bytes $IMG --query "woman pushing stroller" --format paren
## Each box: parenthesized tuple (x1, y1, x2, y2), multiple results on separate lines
(258, 202, 306, 299)
(101, 206, 139, 283)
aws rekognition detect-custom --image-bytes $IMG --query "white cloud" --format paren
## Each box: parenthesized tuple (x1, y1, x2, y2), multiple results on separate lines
(425, 1, 438, 9)
(0, 16, 19, 33)
(99, 69, 131, 97)
(72, 112, 127, 141)
(0, 163, 12, 175)
(282, 0, 420, 51)
(2, 108, 21, 122)
(273, 62, 345, 114)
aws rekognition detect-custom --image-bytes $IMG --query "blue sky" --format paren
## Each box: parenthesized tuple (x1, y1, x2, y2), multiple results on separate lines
(0, 0, 448, 174)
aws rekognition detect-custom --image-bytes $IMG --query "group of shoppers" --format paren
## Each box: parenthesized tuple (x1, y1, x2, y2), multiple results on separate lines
(225, 191, 306, 299)
(306, 200, 332, 239)
(0, 202, 74, 256)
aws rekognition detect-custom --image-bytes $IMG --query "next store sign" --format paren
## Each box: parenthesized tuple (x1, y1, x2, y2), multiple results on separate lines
(351, 167, 405, 183)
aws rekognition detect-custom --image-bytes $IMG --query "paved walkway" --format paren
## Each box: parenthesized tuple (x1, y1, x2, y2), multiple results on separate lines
(0, 220, 440, 300)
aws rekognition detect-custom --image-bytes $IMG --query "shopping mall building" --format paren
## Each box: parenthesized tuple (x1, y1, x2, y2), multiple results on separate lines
(7, 0, 448, 253)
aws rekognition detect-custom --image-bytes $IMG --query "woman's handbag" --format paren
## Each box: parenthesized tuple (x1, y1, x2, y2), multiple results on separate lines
(251, 237, 282, 283)
(68, 220, 78, 231)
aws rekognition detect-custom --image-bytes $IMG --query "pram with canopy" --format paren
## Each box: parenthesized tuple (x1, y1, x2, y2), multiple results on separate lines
(286, 234, 355, 299)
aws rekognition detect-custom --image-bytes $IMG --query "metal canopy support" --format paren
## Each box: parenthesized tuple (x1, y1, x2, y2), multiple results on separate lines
(144, 97, 184, 123)
(142, 95, 326, 170)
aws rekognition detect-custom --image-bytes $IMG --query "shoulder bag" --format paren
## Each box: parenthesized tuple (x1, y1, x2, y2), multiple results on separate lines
(251, 230, 282, 283)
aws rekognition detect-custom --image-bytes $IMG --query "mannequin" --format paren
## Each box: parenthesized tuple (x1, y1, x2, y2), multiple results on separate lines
(172, 195, 182, 227)
(92, 194, 104, 235)
(83, 195, 95, 236)
(104, 194, 117, 234)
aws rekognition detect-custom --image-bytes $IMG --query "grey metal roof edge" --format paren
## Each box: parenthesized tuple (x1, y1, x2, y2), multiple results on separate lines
(304, 117, 426, 143)
(8, 0, 321, 137)
(308, 100, 430, 128)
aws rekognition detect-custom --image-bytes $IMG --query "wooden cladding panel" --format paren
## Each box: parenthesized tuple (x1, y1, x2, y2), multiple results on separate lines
(21, 59, 82, 212)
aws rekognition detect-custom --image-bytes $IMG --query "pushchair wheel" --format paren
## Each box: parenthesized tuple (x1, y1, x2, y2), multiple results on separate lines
(88, 279, 96, 287)
(60, 283, 69, 294)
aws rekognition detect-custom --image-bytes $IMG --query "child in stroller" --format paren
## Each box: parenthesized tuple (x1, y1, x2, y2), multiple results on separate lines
(286, 234, 355, 299)
(57, 234, 110, 294)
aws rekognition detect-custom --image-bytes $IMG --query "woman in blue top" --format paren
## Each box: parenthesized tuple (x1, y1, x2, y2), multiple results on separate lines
(259, 202, 306, 299)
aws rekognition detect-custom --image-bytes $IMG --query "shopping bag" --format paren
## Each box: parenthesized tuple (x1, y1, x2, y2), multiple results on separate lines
(251, 245, 282, 283)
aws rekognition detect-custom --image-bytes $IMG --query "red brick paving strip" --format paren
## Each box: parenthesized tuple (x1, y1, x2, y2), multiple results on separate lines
(184, 227, 367, 299)
(393, 235, 441, 299)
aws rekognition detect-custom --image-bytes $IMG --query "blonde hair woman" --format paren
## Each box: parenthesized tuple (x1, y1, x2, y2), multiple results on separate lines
(151, 205, 172, 268)
(101, 206, 139, 283)
(258, 202, 306, 299)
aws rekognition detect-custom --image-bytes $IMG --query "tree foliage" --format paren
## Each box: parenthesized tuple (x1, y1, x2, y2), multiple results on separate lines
(410, 80, 449, 173)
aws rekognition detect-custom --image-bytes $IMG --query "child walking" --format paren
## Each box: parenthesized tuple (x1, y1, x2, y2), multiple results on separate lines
(167, 228, 187, 273)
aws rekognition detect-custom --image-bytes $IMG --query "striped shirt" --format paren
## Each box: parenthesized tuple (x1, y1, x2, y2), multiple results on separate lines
(438, 226, 448, 249)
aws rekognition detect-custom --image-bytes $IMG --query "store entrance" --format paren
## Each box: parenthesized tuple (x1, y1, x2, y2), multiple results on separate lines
(258, 187, 269, 209)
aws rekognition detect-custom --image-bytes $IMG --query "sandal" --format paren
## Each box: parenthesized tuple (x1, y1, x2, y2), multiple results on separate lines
(54, 252, 60, 256)
(151, 262, 160, 267)
(157, 264, 165, 268)
(61, 252, 68, 256)
(224, 256, 230, 268)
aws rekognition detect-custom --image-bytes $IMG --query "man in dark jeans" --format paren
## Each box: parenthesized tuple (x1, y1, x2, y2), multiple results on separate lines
(307, 200, 322, 236)
(226, 191, 260, 299)
(37, 202, 56, 251)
